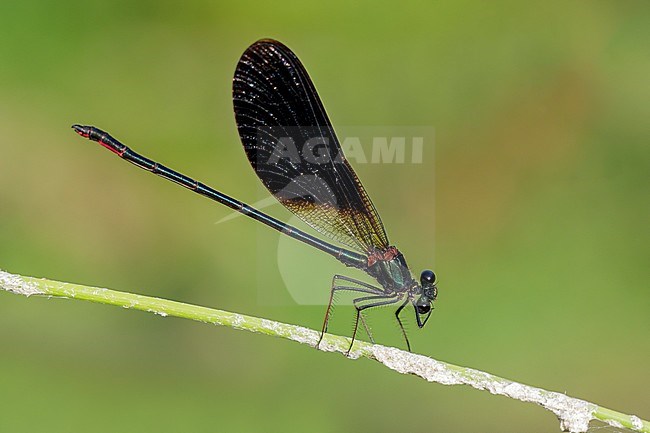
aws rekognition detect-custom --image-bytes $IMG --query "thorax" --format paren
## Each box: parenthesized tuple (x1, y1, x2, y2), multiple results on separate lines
(366, 246, 416, 293)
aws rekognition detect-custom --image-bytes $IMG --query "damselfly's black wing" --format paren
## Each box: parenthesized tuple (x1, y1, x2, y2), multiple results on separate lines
(233, 39, 389, 254)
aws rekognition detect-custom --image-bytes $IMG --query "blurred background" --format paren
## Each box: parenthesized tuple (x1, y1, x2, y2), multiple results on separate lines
(0, 1, 648, 432)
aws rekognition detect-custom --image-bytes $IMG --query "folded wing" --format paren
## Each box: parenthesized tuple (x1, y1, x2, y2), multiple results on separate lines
(232, 39, 389, 253)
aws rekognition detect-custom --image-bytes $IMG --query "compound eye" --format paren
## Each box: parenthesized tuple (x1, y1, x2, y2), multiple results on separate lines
(416, 304, 431, 314)
(420, 270, 436, 285)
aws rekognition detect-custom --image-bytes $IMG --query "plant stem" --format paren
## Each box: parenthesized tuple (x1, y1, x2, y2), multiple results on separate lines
(1, 269, 647, 433)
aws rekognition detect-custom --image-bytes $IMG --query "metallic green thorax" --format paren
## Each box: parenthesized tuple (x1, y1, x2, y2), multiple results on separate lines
(367, 248, 418, 295)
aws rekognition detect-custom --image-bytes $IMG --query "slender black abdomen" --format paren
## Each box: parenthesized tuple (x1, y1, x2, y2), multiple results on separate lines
(72, 125, 367, 270)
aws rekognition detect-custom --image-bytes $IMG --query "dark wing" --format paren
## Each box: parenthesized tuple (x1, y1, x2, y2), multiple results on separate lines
(232, 39, 389, 254)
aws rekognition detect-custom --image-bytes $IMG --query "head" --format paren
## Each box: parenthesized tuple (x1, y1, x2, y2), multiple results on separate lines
(413, 270, 437, 328)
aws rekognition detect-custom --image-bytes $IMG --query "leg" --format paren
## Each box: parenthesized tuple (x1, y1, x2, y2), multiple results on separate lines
(394, 297, 411, 352)
(317, 275, 384, 349)
(347, 294, 402, 355)
(358, 308, 375, 344)
(331, 274, 382, 291)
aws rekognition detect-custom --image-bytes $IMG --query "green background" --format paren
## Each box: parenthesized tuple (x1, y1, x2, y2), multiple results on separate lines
(1, 1, 647, 432)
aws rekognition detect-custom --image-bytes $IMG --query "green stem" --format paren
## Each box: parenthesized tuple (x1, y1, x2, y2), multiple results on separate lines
(1, 269, 647, 433)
